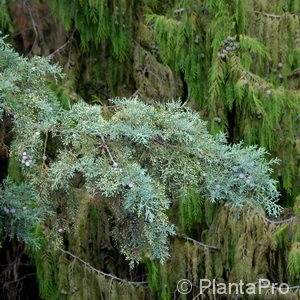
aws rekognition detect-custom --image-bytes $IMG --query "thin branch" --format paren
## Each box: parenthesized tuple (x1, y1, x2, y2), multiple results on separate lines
(42, 131, 48, 167)
(24, 0, 39, 57)
(258, 214, 297, 225)
(3, 273, 34, 286)
(184, 237, 220, 251)
(49, 30, 76, 58)
(252, 10, 300, 18)
(50, 125, 118, 165)
(100, 136, 117, 165)
(130, 90, 140, 98)
(287, 286, 300, 290)
(272, 285, 300, 290)
(58, 247, 148, 286)
(173, 8, 185, 14)
(12, 13, 52, 38)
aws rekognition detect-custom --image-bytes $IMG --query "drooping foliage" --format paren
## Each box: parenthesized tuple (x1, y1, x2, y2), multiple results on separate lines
(49, 0, 134, 59)
(0, 0, 300, 299)
(146, 0, 300, 195)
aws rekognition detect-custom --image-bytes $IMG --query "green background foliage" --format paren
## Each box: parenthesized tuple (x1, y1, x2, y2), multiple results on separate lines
(0, 0, 299, 299)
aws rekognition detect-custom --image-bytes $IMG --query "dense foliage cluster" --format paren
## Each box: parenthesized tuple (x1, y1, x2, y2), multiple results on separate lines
(0, 178, 40, 247)
(0, 36, 282, 265)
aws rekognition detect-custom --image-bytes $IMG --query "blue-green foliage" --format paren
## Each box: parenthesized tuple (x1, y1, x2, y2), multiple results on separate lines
(0, 178, 40, 247)
(0, 36, 282, 264)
